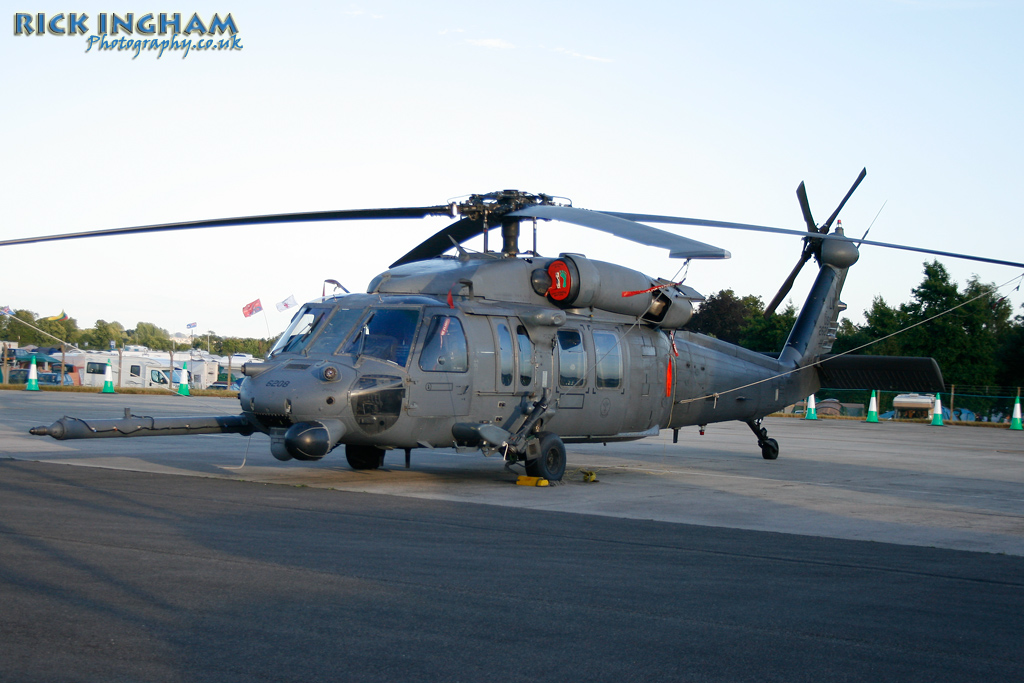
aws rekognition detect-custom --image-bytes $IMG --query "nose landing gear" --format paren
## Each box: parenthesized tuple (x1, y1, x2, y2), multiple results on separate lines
(746, 419, 779, 460)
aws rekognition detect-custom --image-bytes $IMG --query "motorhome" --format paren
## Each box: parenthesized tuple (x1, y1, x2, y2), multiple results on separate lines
(68, 352, 173, 390)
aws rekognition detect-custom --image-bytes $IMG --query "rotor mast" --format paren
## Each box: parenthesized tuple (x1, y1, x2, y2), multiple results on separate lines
(456, 190, 555, 257)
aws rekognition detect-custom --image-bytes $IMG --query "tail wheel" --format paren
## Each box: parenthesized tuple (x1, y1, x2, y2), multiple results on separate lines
(525, 432, 566, 481)
(346, 444, 385, 470)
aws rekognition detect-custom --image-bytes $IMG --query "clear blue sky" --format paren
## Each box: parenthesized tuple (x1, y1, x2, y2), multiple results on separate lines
(3, 1, 1022, 340)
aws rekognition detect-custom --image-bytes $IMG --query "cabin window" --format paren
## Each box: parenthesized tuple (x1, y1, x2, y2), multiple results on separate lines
(419, 315, 468, 373)
(593, 331, 622, 389)
(130, 365, 142, 378)
(150, 370, 168, 384)
(86, 362, 105, 374)
(557, 329, 587, 387)
(517, 325, 533, 386)
(341, 308, 420, 366)
(496, 322, 514, 387)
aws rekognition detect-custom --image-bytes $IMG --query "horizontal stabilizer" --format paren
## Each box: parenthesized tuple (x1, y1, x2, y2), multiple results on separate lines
(815, 355, 944, 392)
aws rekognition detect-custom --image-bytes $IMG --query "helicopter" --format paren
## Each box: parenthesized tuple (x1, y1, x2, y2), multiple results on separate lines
(20, 169, 1024, 481)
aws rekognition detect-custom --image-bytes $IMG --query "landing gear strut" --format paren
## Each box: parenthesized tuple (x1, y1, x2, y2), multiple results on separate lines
(746, 419, 779, 460)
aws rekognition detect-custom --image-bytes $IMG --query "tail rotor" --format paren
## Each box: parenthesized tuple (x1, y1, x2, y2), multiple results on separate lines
(764, 168, 866, 317)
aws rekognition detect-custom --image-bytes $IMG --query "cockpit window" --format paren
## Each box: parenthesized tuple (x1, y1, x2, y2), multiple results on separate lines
(418, 315, 468, 373)
(305, 307, 368, 356)
(269, 307, 330, 356)
(340, 308, 420, 366)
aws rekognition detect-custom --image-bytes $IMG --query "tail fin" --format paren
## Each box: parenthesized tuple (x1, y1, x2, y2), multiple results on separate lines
(777, 263, 848, 367)
(773, 170, 866, 367)
(777, 228, 860, 367)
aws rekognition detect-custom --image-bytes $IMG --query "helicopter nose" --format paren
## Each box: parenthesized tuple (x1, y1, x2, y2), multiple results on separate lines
(242, 362, 355, 423)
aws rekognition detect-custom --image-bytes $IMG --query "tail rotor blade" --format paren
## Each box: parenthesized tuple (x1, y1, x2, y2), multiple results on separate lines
(765, 251, 812, 317)
(820, 167, 867, 235)
(796, 182, 817, 233)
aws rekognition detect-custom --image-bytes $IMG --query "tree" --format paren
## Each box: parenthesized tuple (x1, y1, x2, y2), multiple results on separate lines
(0, 310, 79, 348)
(833, 261, 1016, 390)
(831, 317, 872, 355)
(897, 262, 1009, 387)
(858, 296, 903, 356)
(996, 305, 1024, 390)
(739, 302, 797, 353)
(81, 320, 127, 350)
(127, 322, 173, 351)
(2, 310, 41, 345)
(687, 289, 764, 344)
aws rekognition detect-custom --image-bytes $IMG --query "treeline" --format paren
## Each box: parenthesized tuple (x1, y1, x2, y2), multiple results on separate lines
(686, 261, 1022, 392)
(3, 260, 1021, 390)
(0, 312, 273, 358)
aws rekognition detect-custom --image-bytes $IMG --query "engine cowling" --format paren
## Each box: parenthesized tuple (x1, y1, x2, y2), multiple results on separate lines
(531, 254, 697, 328)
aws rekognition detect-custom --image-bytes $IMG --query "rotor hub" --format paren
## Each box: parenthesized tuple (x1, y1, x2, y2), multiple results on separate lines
(455, 190, 561, 223)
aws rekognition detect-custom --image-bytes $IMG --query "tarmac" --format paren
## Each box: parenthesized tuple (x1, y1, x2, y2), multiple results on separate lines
(2, 391, 1024, 680)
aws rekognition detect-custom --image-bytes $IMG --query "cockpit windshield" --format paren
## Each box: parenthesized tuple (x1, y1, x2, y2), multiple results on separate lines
(269, 306, 332, 356)
(340, 308, 420, 366)
(270, 305, 421, 364)
(305, 307, 368, 356)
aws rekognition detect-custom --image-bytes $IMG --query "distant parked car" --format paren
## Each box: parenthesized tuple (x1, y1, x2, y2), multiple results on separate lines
(38, 372, 75, 386)
(6, 369, 28, 384)
(5, 369, 74, 385)
(208, 379, 243, 391)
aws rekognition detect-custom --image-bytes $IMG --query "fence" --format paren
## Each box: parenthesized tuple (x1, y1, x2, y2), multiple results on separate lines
(808, 386, 1021, 423)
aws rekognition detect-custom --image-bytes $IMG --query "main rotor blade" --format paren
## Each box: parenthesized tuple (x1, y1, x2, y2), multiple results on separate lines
(390, 217, 485, 267)
(600, 211, 1024, 269)
(765, 250, 813, 317)
(0, 205, 455, 248)
(509, 205, 731, 260)
(796, 182, 817, 233)
(820, 167, 867, 234)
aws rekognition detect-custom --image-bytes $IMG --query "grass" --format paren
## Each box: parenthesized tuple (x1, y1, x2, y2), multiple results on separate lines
(0, 384, 238, 397)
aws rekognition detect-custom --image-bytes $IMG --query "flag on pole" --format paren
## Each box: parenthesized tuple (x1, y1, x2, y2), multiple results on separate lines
(43, 310, 69, 322)
(276, 295, 298, 312)
(0, 305, 11, 316)
(186, 322, 198, 329)
(242, 299, 263, 318)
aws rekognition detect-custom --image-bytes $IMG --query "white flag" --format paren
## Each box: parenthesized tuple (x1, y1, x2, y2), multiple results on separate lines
(276, 295, 298, 312)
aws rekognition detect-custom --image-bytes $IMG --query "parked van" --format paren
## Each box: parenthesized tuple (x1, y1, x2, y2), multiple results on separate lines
(74, 355, 173, 389)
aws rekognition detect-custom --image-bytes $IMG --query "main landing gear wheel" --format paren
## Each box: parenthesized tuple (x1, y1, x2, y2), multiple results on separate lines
(745, 419, 780, 460)
(525, 432, 566, 481)
(346, 444, 385, 470)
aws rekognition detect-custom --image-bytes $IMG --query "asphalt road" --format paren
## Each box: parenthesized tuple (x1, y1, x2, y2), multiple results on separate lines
(2, 391, 1024, 681)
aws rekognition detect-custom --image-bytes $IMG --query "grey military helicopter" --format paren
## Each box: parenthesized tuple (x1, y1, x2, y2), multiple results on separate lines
(20, 169, 1024, 480)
